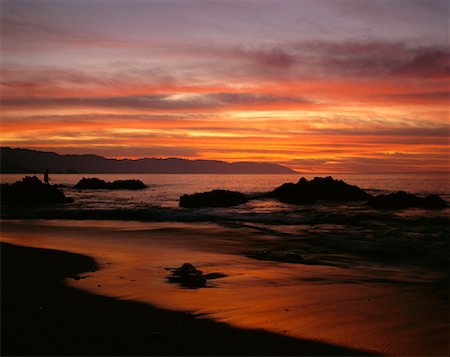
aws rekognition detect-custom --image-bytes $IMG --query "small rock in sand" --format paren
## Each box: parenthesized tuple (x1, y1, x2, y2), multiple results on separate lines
(166, 263, 226, 288)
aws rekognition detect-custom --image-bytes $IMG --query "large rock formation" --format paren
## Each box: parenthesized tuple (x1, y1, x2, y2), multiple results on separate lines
(367, 191, 446, 209)
(1, 176, 74, 206)
(179, 189, 247, 208)
(271, 176, 371, 204)
(74, 178, 147, 190)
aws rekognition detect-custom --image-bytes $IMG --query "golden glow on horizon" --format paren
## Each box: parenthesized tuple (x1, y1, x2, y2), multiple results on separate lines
(1, 1, 448, 174)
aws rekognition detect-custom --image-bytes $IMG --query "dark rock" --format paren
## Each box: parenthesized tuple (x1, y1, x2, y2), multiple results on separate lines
(270, 176, 371, 204)
(174, 263, 202, 275)
(166, 263, 225, 288)
(74, 178, 147, 190)
(110, 180, 147, 190)
(167, 263, 207, 288)
(367, 191, 446, 209)
(0, 176, 74, 206)
(74, 177, 108, 189)
(179, 189, 247, 208)
(422, 194, 447, 208)
(202, 272, 227, 280)
(248, 250, 305, 264)
(168, 273, 207, 288)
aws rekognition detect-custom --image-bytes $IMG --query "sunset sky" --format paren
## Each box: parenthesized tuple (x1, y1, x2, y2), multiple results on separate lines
(1, 0, 448, 174)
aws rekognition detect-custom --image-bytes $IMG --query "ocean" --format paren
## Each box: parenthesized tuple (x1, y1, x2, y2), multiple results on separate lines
(2, 173, 449, 271)
(1, 173, 449, 355)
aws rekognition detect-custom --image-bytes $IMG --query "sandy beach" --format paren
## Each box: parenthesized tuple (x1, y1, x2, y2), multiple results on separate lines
(3, 239, 376, 356)
(1, 219, 447, 356)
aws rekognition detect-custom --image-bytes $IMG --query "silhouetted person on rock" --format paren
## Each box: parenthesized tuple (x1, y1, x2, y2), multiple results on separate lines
(44, 169, 50, 185)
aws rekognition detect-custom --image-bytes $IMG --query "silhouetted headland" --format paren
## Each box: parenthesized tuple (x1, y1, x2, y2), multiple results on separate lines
(74, 177, 147, 190)
(1, 147, 296, 174)
(0, 176, 73, 206)
(1, 242, 375, 356)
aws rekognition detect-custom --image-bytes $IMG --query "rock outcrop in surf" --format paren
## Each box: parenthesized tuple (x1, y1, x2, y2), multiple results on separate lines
(270, 176, 371, 204)
(179, 189, 247, 208)
(0, 176, 74, 206)
(74, 178, 147, 190)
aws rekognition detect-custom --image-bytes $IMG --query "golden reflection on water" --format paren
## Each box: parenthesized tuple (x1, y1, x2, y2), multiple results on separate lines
(1, 220, 447, 356)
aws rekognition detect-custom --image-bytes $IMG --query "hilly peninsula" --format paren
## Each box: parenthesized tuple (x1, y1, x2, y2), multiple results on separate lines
(0, 147, 296, 174)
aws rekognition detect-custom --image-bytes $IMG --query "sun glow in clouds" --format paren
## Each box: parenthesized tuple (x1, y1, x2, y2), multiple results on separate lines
(0, 0, 448, 174)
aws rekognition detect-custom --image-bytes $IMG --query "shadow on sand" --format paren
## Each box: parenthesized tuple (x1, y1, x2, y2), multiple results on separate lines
(1, 242, 377, 356)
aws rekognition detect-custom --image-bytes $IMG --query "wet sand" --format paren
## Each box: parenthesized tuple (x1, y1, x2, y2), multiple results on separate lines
(1, 241, 372, 356)
(1, 219, 448, 356)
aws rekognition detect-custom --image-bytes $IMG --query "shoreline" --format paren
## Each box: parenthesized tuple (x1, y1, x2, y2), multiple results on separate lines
(1, 241, 372, 356)
(1, 219, 448, 356)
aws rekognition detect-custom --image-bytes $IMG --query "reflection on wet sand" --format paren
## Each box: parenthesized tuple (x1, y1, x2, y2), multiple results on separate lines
(1, 219, 447, 356)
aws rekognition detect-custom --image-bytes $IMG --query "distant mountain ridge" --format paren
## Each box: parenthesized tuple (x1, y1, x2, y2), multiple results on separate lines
(0, 147, 296, 174)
